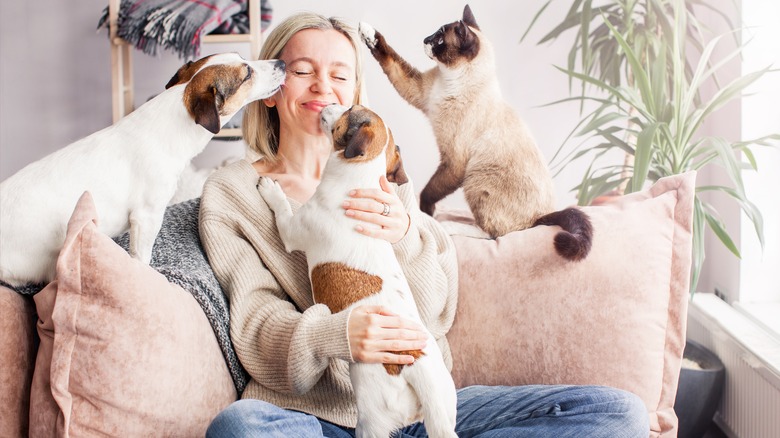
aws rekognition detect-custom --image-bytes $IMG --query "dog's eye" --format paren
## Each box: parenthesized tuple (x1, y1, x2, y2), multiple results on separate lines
(244, 67, 252, 82)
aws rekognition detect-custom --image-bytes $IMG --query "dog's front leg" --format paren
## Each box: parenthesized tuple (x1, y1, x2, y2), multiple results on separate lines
(256, 177, 305, 253)
(128, 208, 165, 264)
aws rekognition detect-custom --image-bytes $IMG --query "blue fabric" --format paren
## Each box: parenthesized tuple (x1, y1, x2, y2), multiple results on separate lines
(206, 385, 649, 438)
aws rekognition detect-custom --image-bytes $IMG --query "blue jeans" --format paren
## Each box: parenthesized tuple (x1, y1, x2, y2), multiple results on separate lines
(206, 385, 649, 438)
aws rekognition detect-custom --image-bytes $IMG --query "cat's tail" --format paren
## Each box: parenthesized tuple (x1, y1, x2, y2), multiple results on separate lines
(533, 207, 593, 261)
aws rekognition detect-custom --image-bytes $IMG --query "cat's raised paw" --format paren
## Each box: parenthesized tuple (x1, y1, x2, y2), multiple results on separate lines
(358, 22, 378, 49)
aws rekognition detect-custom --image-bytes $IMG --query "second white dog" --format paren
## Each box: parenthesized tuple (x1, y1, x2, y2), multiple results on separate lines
(257, 104, 457, 438)
(0, 52, 285, 287)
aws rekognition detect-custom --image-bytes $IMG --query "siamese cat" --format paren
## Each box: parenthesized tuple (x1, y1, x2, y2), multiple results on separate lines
(359, 5, 592, 261)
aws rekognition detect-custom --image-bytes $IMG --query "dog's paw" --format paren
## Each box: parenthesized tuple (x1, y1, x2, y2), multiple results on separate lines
(358, 22, 378, 49)
(256, 176, 287, 211)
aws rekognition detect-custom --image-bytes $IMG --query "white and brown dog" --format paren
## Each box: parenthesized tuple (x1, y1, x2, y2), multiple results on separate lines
(257, 104, 458, 438)
(0, 52, 285, 287)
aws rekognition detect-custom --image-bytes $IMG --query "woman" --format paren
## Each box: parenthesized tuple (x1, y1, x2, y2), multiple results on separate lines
(200, 11, 649, 438)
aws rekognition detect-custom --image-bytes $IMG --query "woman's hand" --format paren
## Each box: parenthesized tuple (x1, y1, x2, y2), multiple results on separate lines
(347, 305, 428, 364)
(342, 175, 411, 243)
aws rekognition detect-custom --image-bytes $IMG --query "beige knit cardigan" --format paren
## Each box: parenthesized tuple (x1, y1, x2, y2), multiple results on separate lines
(198, 159, 459, 427)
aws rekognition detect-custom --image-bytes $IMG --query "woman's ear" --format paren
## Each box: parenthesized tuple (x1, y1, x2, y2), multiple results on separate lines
(263, 97, 276, 108)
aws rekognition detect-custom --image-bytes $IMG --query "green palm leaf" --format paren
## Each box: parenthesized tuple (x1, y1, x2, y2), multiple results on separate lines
(524, 0, 780, 293)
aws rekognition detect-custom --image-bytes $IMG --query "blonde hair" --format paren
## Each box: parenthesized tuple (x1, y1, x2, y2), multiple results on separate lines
(243, 12, 364, 163)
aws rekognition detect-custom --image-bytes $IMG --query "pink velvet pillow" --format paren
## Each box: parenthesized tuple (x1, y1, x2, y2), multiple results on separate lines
(29, 192, 236, 437)
(0, 285, 36, 438)
(444, 172, 695, 438)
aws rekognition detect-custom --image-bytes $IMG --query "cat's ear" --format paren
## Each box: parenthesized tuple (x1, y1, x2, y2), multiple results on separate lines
(462, 4, 479, 30)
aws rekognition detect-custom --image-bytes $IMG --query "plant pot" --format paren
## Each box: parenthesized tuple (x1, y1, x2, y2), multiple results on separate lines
(674, 340, 726, 438)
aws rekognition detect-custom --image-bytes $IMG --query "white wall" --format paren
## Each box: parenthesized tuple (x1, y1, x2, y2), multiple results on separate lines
(0, 0, 588, 212)
(694, 0, 745, 298)
(2, 1, 760, 297)
(740, 0, 780, 304)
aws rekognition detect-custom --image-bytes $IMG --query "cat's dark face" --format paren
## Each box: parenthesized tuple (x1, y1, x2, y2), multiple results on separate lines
(423, 5, 480, 67)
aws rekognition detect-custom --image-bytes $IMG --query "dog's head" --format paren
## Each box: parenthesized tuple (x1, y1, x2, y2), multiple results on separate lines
(165, 53, 286, 134)
(320, 104, 408, 185)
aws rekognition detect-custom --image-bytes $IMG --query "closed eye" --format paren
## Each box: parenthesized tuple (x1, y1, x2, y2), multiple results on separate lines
(331, 69, 350, 82)
(289, 69, 313, 77)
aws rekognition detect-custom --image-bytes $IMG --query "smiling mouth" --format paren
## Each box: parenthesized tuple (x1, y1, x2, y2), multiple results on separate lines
(306, 101, 333, 112)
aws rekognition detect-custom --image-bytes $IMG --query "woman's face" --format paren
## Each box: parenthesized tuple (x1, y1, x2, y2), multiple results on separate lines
(271, 28, 357, 138)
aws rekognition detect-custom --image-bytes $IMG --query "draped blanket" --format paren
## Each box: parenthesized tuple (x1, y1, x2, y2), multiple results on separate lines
(97, 0, 273, 59)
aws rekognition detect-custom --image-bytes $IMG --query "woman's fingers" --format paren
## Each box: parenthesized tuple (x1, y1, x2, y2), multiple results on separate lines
(348, 305, 428, 364)
(342, 177, 410, 243)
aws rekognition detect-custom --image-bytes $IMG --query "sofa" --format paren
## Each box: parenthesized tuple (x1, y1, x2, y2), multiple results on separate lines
(0, 171, 695, 438)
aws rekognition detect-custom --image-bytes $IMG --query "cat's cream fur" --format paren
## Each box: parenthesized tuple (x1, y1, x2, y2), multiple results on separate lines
(360, 5, 592, 260)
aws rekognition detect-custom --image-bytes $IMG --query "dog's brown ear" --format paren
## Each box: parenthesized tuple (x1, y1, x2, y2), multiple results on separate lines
(166, 56, 215, 89)
(344, 124, 374, 159)
(386, 145, 409, 185)
(188, 86, 222, 134)
(165, 61, 193, 89)
(165, 72, 181, 89)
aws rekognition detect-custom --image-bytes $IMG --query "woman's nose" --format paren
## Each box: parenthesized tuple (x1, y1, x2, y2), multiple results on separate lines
(311, 74, 333, 94)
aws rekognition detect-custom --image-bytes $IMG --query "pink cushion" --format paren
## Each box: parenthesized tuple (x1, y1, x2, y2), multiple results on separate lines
(445, 172, 695, 438)
(0, 285, 36, 438)
(29, 192, 236, 437)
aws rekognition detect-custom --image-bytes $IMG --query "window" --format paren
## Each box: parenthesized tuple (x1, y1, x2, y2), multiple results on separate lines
(736, 0, 780, 335)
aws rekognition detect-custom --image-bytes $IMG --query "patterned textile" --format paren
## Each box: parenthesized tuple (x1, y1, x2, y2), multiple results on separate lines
(97, 0, 273, 59)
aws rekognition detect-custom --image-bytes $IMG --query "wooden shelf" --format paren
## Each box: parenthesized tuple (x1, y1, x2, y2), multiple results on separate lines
(215, 128, 242, 138)
(108, 0, 263, 139)
(202, 34, 253, 44)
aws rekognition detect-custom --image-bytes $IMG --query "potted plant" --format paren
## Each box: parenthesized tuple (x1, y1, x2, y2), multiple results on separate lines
(523, 0, 779, 292)
(674, 340, 726, 438)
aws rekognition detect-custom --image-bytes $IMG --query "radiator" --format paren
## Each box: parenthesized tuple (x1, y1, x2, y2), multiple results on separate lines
(686, 293, 780, 438)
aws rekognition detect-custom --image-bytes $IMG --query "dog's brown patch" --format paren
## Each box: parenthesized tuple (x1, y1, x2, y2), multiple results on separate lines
(165, 55, 215, 89)
(326, 105, 408, 184)
(383, 349, 426, 375)
(385, 142, 408, 185)
(182, 64, 251, 134)
(331, 106, 390, 163)
(310, 262, 382, 313)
